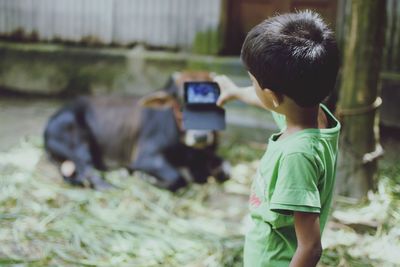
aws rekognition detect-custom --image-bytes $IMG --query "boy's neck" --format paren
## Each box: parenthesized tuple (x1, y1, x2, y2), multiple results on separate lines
(281, 103, 326, 134)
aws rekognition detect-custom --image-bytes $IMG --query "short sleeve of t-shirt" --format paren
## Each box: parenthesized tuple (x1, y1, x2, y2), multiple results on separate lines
(270, 153, 321, 214)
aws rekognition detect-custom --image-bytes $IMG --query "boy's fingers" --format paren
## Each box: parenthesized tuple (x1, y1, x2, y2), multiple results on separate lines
(214, 75, 231, 93)
(214, 74, 237, 106)
(213, 75, 226, 84)
(216, 96, 226, 107)
(214, 75, 226, 106)
(217, 91, 234, 107)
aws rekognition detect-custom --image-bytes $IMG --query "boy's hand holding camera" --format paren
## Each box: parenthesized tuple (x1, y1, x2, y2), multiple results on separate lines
(214, 75, 264, 108)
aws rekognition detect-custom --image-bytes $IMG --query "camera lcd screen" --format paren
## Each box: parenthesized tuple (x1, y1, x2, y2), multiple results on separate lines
(184, 82, 220, 105)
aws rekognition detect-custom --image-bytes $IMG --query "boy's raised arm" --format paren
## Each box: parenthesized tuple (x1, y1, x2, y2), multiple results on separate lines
(290, 212, 322, 267)
(214, 75, 265, 108)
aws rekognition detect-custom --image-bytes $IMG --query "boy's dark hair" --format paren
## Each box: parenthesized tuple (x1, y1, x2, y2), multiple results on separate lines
(241, 11, 339, 107)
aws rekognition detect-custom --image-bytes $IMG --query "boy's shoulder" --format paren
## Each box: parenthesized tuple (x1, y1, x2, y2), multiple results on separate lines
(270, 131, 333, 170)
(278, 132, 322, 155)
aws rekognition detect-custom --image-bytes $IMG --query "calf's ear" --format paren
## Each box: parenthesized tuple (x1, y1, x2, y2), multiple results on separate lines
(139, 91, 176, 109)
(172, 71, 181, 81)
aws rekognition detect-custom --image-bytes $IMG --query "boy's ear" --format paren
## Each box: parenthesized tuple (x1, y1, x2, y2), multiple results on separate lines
(139, 91, 176, 109)
(270, 91, 281, 107)
(264, 89, 283, 107)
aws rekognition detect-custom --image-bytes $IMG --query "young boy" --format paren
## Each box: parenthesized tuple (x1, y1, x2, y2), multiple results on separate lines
(214, 11, 340, 266)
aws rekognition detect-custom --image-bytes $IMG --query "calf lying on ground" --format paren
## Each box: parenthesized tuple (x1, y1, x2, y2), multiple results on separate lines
(44, 72, 230, 191)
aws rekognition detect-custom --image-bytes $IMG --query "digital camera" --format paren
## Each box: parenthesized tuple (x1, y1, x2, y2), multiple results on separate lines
(182, 81, 225, 130)
(184, 82, 220, 106)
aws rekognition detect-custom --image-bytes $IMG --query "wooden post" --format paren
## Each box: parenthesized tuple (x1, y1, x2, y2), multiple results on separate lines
(336, 0, 386, 199)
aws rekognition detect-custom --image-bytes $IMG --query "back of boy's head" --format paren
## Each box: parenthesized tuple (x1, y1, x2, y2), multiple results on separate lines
(241, 10, 339, 107)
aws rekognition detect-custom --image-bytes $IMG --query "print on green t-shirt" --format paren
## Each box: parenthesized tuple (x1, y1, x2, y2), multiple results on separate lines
(244, 105, 340, 267)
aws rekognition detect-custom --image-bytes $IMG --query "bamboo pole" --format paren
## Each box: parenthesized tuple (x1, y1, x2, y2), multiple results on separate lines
(336, 0, 386, 199)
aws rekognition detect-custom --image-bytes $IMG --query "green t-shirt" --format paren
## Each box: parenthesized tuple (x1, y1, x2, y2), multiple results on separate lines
(244, 105, 340, 267)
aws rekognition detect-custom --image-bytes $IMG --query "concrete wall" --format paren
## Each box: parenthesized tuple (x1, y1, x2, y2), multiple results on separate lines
(1, 41, 398, 128)
(0, 41, 246, 96)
